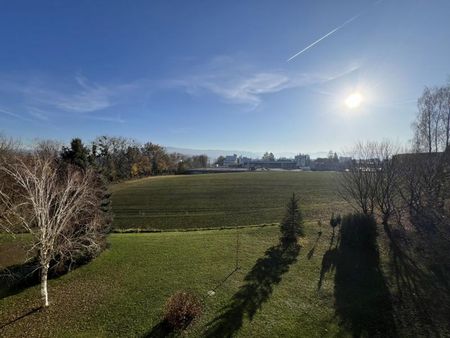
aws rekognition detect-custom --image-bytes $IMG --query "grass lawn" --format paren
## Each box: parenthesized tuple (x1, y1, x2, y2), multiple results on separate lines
(0, 223, 349, 337)
(111, 171, 346, 230)
(1, 172, 448, 337)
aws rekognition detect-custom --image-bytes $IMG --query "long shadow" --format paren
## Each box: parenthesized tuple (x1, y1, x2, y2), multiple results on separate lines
(317, 227, 339, 290)
(144, 319, 174, 338)
(317, 247, 337, 290)
(0, 259, 40, 299)
(0, 306, 42, 330)
(210, 267, 240, 293)
(0, 253, 96, 300)
(384, 224, 437, 335)
(307, 232, 322, 260)
(385, 217, 450, 335)
(319, 213, 397, 337)
(203, 242, 300, 338)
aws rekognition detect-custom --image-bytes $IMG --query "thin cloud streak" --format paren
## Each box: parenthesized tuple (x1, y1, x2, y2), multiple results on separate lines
(83, 115, 126, 124)
(0, 74, 141, 126)
(0, 74, 136, 115)
(165, 56, 349, 109)
(0, 107, 33, 122)
(287, 0, 384, 62)
(168, 60, 361, 109)
(169, 71, 327, 109)
(287, 13, 362, 62)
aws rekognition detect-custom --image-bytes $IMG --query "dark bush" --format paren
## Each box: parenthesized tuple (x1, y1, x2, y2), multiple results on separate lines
(340, 213, 377, 249)
(163, 291, 203, 330)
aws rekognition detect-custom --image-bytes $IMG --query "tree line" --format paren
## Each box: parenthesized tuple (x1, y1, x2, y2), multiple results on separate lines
(61, 136, 209, 181)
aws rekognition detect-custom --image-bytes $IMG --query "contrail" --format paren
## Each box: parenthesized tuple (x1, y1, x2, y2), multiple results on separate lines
(287, 0, 383, 62)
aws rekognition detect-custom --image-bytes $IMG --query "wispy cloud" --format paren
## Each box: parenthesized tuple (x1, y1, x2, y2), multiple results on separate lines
(167, 56, 357, 109)
(0, 57, 360, 122)
(166, 57, 329, 108)
(22, 75, 115, 113)
(0, 74, 138, 123)
(0, 107, 33, 122)
(27, 107, 49, 121)
(175, 72, 297, 107)
(83, 114, 126, 124)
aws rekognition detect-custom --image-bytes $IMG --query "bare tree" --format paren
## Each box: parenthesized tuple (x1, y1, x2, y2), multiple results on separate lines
(415, 87, 436, 153)
(439, 85, 450, 150)
(338, 141, 378, 216)
(373, 141, 402, 225)
(397, 150, 449, 219)
(0, 151, 107, 307)
(413, 85, 450, 153)
(339, 140, 402, 224)
(0, 134, 20, 158)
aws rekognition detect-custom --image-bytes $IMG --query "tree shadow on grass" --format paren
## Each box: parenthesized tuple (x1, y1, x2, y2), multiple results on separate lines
(385, 218, 450, 335)
(319, 213, 397, 337)
(144, 319, 174, 338)
(0, 259, 40, 300)
(0, 306, 42, 330)
(203, 242, 300, 338)
(0, 255, 94, 300)
(317, 247, 337, 290)
(307, 232, 322, 260)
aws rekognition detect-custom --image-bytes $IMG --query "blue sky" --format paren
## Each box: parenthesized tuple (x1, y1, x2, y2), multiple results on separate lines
(1, 0, 450, 154)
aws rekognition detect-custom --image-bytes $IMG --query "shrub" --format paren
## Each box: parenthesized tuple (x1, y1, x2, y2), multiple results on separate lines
(163, 291, 203, 330)
(329, 213, 342, 234)
(340, 213, 377, 249)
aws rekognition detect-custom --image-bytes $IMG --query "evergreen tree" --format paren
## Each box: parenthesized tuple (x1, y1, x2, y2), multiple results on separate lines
(61, 138, 89, 170)
(280, 193, 304, 245)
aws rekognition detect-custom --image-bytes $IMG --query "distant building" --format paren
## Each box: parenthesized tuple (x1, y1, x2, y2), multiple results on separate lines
(239, 156, 252, 166)
(223, 154, 238, 167)
(246, 160, 298, 169)
(217, 152, 319, 170)
(295, 154, 310, 168)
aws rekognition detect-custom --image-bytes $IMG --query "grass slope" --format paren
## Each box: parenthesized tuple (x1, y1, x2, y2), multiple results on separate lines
(0, 224, 348, 337)
(1, 222, 448, 336)
(111, 171, 345, 230)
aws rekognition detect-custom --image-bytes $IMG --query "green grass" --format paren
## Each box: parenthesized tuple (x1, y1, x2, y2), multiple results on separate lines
(1, 223, 344, 337)
(4, 221, 439, 337)
(2, 172, 448, 337)
(111, 171, 346, 230)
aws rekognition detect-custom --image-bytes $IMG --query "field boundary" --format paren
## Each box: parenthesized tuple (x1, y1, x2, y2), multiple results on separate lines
(111, 222, 280, 234)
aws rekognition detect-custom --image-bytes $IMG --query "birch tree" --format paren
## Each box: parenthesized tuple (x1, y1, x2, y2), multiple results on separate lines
(413, 85, 450, 153)
(439, 85, 450, 150)
(0, 151, 108, 307)
(415, 87, 435, 153)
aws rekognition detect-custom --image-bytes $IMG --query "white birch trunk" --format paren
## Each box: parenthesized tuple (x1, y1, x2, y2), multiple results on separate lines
(41, 263, 50, 307)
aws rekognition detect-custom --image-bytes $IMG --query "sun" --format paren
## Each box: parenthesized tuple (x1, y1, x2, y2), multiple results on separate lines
(345, 92, 363, 109)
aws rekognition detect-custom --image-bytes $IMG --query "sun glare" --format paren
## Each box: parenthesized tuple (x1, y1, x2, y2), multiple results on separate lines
(345, 92, 363, 109)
